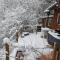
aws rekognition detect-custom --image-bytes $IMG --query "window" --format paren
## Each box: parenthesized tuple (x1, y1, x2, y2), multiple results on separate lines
(50, 10, 54, 15)
(48, 18, 52, 26)
(57, 14, 60, 24)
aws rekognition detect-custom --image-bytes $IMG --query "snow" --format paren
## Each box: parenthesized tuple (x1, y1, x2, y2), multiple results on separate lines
(44, 2, 57, 12)
(10, 32, 53, 60)
(3, 38, 10, 44)
(41, 27, 50, 31)
(0, 0, 56, 60)
(18, 32, 47, 48)
(24, 51, 36, 60)
(10, 48, 18, 60)
(40, 15, 53, 19)
(0, 0, 55, 49)
(48, 31, 60, 39)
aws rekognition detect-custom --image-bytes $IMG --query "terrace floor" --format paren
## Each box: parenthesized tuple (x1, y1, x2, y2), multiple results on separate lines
(10, 32, 53, 60)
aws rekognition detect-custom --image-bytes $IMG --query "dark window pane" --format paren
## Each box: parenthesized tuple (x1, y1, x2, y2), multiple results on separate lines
(58, 14, 60, 24)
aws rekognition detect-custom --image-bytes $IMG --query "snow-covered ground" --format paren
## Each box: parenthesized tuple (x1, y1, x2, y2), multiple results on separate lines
(10, 32, 53, 60)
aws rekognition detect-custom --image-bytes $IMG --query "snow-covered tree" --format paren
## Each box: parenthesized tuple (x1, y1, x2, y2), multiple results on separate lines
(0, 0, 56, 46)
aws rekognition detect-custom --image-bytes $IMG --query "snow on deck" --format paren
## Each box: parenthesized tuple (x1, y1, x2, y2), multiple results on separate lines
(10, 32, 53, 60)
(10, 48, 18, 60)
(18, 32, 48, 48)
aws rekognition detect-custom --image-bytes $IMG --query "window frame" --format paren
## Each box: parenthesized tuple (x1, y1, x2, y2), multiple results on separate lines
(48, 17, 52, 26)
(57, 13, 60, 25)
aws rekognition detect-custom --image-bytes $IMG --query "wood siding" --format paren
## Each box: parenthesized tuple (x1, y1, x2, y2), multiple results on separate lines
(50, 7, 60, 30)
(42, 17, 53, 28)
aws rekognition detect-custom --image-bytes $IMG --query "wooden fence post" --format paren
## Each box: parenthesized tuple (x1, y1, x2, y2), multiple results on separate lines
(3, 38, 11, 60)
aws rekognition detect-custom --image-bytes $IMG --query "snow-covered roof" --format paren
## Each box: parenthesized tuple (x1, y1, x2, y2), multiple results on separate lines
(48, 31, 60, 39)
(44, 2, 57, 13)
(40, 15, 53, 19)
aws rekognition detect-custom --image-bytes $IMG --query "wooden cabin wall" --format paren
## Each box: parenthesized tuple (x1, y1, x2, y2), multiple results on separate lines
(56, 0, 60, 7)
(45, 18, 48, 27)
(50, 7, 60, 30)
(42, 18, 45, 27)
(48, 17, 53, 28)
(57, 8, 60, 29)
(42, 18, 47, 27)
(42, 17, 53, 28)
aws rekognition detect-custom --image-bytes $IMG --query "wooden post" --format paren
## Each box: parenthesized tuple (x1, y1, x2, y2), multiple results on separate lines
(52, 43, 60, 60)
(5, 43, 9, 60)
(3, 38, 11, 60)
(16, 30, 20, 42)
(16, 31, 19, 42)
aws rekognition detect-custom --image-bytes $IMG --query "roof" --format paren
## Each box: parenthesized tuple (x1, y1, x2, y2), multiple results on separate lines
(44, 2, 57, 13)
(40, 15, 53, 19)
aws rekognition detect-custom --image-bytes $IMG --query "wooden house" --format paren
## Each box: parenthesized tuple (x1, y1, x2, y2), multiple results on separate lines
(44, 1, 60, 60)
(44, 1, 60, 30)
